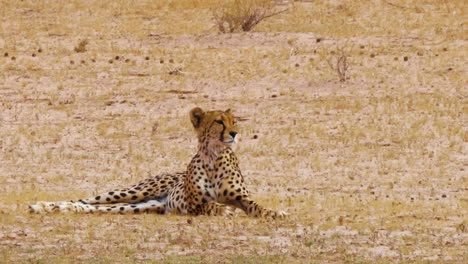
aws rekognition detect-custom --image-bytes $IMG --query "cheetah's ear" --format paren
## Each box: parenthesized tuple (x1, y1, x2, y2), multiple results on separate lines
(225, 108, 231, 114)
(190, 107, 205, 129)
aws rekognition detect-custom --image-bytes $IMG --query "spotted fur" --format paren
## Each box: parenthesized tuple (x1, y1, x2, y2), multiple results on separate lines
(29, 107, 286, 218)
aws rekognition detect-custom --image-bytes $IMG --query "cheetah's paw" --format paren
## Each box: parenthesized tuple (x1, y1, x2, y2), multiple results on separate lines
(218, 205, 235, 217)
(274, 210, 288, 218)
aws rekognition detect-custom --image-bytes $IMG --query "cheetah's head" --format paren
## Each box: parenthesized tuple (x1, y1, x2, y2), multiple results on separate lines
(190, 107, 238, 148)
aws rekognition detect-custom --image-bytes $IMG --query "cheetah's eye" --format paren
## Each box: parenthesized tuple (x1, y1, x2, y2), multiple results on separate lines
(215, 120, 224, 125)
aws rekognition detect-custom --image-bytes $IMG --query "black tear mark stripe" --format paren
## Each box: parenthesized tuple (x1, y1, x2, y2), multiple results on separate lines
(216, 120, 226, 142)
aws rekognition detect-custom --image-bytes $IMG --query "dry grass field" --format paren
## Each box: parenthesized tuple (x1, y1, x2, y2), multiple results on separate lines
(0, 0, 467, 263)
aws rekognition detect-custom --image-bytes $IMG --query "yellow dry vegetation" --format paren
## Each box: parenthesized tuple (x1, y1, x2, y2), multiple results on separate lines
(0, 0, 466, 263)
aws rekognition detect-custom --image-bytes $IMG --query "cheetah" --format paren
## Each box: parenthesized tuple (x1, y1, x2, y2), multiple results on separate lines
(29, 107, 286, 218)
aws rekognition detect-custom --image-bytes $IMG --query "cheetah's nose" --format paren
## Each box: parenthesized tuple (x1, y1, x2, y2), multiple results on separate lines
(229, 131, 237, 138)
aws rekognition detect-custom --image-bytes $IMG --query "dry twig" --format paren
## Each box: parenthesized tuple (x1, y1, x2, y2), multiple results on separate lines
(213, 0, 289, 33)
(327, 45, 351, 82)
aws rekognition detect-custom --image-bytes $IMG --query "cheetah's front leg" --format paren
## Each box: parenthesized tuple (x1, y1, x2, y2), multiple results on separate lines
(233, 198, 287, 219)
(214, 150, 287, 219)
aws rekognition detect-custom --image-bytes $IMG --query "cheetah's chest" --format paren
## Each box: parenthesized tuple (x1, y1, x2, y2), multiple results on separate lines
(188, 161, 217, 201)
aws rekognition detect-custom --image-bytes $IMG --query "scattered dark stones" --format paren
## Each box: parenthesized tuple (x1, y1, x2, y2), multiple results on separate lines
(108, 59, 113, 64)
(32, 53, 36, 57)
(145, 56, 150, 60)
(160, 59, 164, 64)
(447, 67, 453, 71)
(295, 63, 299, 67)
(169, 58, 174, 63)
(417, 51, 423, 56)
(360, 45, 365, 49)
(370, 53, 375, 58)
(271, 94, 277, 98)
(11, 56, 16, 60)
(404, 56, 409, 61)
(38, 48, 42, 53)
(125, 58, 130, 63)
(81, 60, 85, 64)
(70, 60, 74, 64)
(316, 38, 322, 43)
(442, 194, 447, 198)
(394, 57, 398, 61)
(91, 59, 96, 63)
(4, 52, 8, 57)
(252, 135, 258, 139)
(115, 55, 120, 60)
(169, 68, 182, 75)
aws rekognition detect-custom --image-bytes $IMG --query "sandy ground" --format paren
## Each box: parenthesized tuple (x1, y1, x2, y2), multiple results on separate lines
(0, 1, 467, 263)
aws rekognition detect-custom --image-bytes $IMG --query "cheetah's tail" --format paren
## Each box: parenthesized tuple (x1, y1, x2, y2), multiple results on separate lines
(28, 199, 167, 214)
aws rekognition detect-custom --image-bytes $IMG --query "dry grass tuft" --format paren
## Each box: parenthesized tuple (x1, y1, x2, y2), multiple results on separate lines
(74, 39, 89, 53)
(327, 44, 351, 82)
(213, 0, 289, 33)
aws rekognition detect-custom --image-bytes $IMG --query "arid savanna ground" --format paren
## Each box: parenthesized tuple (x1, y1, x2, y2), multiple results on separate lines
(0, 0, 466, 263)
